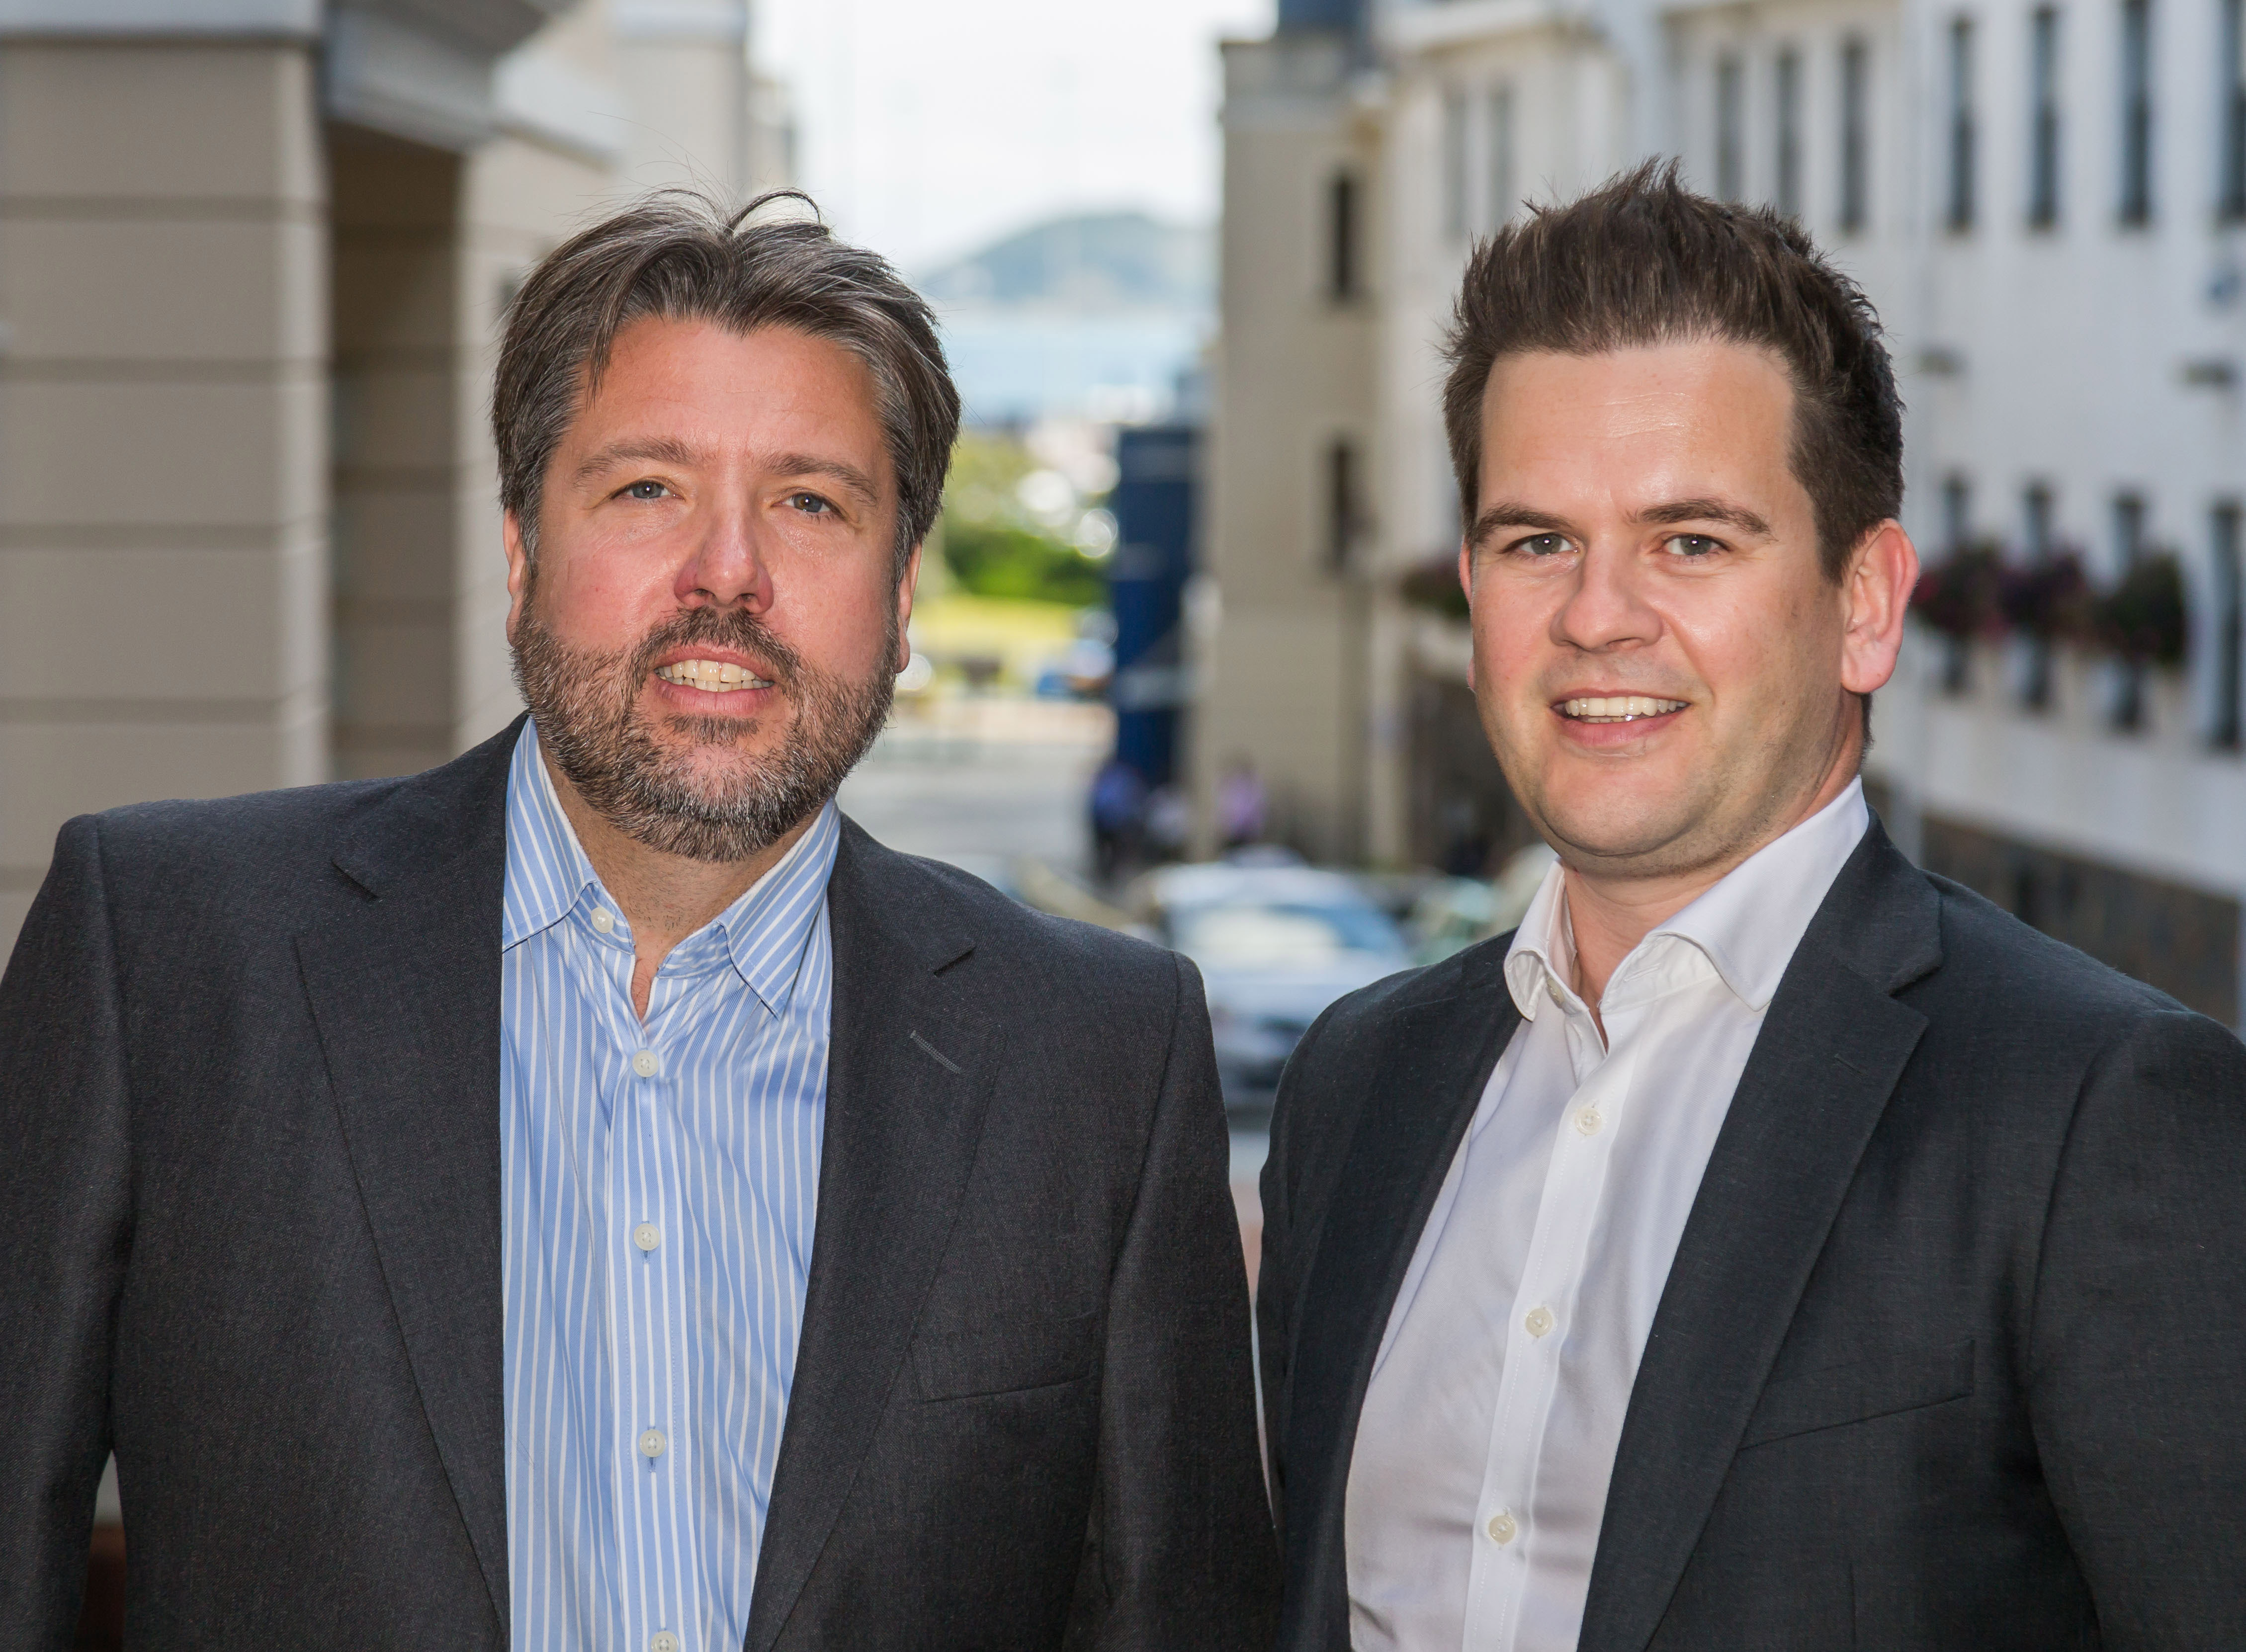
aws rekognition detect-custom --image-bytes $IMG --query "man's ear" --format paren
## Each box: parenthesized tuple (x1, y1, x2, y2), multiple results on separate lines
(895, 543, 923, 672)
(503, 510, 532, 644)
(1839, 519, 1919, 697)
(1457, 536, 1475, 692)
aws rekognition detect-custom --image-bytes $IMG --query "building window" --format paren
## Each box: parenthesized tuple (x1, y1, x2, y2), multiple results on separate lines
(1840, 37, 1871, 231)
(2022, 482, 2057, 707)
(2221, 0, 2246, 218)
(1487, 84, 1516, 226)
(1716, 54, 1745, 201)
(1946, 17, 1977, 230)
(2119, 0, 2155, 225)
(1442, 89, 1470, 240)
(2112, 491, 2149, 728)
(2214, 502, 2244, 748)
(1775, 48, 1804, 217)
(1943, 475, 1974, 548)
(2028, 7, 2062, 227)
(1326, 439, 1360, 573)
(1328, 170, 1359, 301)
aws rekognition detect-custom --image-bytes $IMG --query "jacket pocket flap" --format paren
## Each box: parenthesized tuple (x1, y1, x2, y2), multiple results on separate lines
(1740, 1338, 1975, 1449)
(913, 1310, 1100, 1402)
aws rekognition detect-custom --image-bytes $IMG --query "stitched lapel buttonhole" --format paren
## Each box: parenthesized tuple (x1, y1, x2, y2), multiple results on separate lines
(909, 1030, 962, 1074)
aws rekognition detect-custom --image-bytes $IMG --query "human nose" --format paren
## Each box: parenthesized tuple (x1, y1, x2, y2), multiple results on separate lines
(673, 498, 772, 613)
(1551, 540, 1660, 654)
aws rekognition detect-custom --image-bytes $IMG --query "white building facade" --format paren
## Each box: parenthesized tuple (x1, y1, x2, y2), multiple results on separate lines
(1206, 0, 2246, 1021)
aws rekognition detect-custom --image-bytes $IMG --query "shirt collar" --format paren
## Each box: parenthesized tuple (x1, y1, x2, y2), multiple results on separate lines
(1504, 778, 1871, 1019)
(500, 718, 843, 1015)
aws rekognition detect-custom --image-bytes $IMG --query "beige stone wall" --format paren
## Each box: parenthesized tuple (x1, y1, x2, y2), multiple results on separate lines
(0, 41, 329, 948)
(1195, 33, 1380, 863)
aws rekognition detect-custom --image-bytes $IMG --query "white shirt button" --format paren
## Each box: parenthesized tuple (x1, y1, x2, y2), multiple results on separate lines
(1574, 1106, 1604, 1136)
(1524, 1305, 1555, 1338)
(650, 1633, 681, 1652)
(1486, 1509, 1519, 1544)
(1547, 978, 1566, 1008)
(633, 1222, 662, 1252)
(591, 907, 615, 934)
(638, 1428, 666, 1460)
(631, 1049, 660, 1078)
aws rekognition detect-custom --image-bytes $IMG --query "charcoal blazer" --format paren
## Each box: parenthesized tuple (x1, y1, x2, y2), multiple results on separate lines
(1257, 820, 2246, 1651)
(0, 719, 1277, 1650)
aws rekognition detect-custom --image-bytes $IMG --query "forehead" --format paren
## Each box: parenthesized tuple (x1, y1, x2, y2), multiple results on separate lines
(1478, 340, 1798, 504)
(571, 316, 888, 468)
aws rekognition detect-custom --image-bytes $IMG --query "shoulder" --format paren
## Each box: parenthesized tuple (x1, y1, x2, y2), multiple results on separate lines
(61, 775, 414, 911)
(1298, 934, 1506, 1065)
(51, 721, 520, 932)
(1892, 868, 2242, 1100)
(1918, 869, 2195, 1028)
(831, 819, 1188, 1007)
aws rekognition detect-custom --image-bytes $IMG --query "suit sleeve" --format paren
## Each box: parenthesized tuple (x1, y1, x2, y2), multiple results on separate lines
(2028, 1007, 2246, 1650)
(0, 818, 134, 1647)
(1065, 951, 1280, 1651)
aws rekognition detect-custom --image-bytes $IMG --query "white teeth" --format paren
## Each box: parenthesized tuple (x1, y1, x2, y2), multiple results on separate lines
(1560, 695, 1687, 722)
(655, 659, 775, 692)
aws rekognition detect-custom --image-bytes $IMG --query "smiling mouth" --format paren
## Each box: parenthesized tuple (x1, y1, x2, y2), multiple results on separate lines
(655, 659, 776, 693)
(1558, 695, 1688, 724)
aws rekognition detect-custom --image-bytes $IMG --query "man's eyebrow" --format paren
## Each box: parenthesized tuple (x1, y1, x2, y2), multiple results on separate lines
(1467, 501, 1576, 548)
(572, 437, 707, 483)
(1637, 497, 1774, 536)
(568, 441, 882, 508)
(769, 453, 881, 507)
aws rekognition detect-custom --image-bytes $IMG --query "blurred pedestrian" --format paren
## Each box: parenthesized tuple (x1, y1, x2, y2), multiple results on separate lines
(1090, 754, 1147, 883)
(1257, 163, 2246, 1652)
(1216, 754, 1267, 848)
(0, 192, 1275, 1651)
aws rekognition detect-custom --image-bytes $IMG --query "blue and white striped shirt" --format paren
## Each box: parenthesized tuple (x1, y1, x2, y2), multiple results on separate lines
(499, 721, 837, 1652)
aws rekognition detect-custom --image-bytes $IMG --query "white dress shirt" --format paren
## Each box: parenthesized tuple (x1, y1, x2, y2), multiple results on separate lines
(1344, 780, 1870, 1652)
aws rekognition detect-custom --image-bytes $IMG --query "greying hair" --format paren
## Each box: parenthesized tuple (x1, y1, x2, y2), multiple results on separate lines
(493, 189, 959, 575)
(1443, 160, 1903, 583)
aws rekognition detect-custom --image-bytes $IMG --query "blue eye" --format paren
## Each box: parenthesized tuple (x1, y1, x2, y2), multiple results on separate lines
(1519, 533, 1571, 557)
(1665, 534, 1721, 557)
(622, 480, 669, 500)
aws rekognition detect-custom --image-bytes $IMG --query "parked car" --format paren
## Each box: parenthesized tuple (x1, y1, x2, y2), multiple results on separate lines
(1135, 861, 1414, 1108)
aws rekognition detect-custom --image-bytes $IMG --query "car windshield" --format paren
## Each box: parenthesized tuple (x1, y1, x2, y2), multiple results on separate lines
(1171, 900, 1403, 970)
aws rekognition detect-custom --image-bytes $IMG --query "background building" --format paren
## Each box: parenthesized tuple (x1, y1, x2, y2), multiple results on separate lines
(1200, 0, 2246, 1024)
(0, 0, 790, 953)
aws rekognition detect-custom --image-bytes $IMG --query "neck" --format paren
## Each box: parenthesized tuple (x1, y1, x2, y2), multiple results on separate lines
(541, 747, 817, 1019)
(1560, 738, 1861, 1020)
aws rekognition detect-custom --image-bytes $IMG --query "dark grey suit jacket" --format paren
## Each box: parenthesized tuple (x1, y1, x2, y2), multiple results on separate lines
(0, 722, 1277, 1650)
(1257, 821, 2246, 1651)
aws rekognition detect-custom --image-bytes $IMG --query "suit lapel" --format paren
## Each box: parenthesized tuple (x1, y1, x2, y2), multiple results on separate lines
(1578, 826, 1941, 1652)
(1284, 948, 1518, 1646)
(294, 727, 518, 1637)
(745, 823, 1001, 1652)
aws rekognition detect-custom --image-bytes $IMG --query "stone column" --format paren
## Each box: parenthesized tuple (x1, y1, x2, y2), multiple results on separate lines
(0, 39, 328, 949)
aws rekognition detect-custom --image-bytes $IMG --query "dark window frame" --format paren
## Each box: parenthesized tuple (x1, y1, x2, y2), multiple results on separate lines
(1775, 47, 1804, 217)
(2028, 6, 2062, 227)
(1946, 16, 1978, 231)
(2119, 0, 2155, 226)
(1840, 36, 1871, 232)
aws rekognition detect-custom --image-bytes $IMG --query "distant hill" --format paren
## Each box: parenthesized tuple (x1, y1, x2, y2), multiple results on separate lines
(918, 211, 1211, 312)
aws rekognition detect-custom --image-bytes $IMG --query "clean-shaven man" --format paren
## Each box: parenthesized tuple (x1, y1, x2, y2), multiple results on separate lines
(0, 196, 1276, 1650)
(1256, 164, 2246, 1652)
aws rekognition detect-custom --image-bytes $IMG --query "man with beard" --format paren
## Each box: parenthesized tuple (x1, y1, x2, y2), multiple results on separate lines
(0, 195, 1276, 1651)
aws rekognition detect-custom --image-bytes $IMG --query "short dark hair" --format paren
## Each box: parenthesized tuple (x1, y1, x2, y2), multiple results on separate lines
(1443, 160, 1903, 582)
(494, 189, 959, 576)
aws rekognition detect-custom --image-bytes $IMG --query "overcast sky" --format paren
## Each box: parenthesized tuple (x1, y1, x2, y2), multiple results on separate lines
(760, 0, 1275, 276)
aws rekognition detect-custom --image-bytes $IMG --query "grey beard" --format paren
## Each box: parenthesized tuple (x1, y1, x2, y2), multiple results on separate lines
(511, 593, 894, 863)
